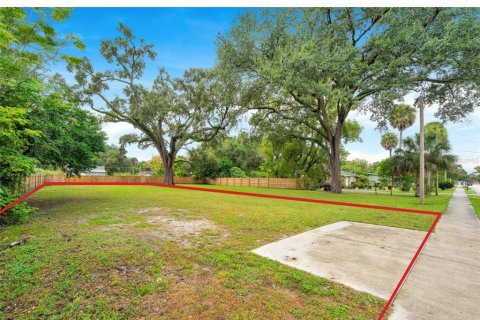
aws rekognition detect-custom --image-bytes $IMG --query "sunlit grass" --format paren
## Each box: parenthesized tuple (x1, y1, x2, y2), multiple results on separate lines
(0, 185, 452, 319)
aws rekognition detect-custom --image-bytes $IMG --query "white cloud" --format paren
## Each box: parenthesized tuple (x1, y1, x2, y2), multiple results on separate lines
(347, 149, 388, 163)
(102, 122, 138, 145)
(349, 110, 378, 130)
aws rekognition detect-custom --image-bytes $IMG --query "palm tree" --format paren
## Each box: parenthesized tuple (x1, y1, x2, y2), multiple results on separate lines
(381, 132, 399, 158)
(389, 104, 416, 149)
(425, 122, 448, 195)
(381, 132, 398, 195)
(393, 133, 457, 198)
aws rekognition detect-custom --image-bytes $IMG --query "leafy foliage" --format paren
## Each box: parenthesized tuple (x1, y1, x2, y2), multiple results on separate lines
(69, 24, 241, 184)
(94, 145, 137, 176)
(439, 181, 454, 190)
(351, 182, 365, 189)
(341, 159, 374, 176)
(389, 104, 416, 148)
(26, 92, 106, 176)
(393, 124, 457, 196)
(218, 8, 479, 192)
(0, 107, 38, 189)
(0, 8, 105, 225)
(380, 132, 399, 156)
(0, 187, 35, 224)
(189, 149, 220, 179)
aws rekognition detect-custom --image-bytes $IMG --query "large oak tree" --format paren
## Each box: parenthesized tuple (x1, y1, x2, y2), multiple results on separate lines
(70, 24, 241, 184)
(217, 8, 480, 193)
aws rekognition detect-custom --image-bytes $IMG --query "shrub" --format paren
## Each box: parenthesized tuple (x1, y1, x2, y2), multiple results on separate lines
(230, 167, 247, 177)
(439, 181, 454, 190)
(400, 175, 415, 192)
(400, 182, 411, 192)
(249, 171, 269, 178)
(358, 175, 368, 185)
(218, 157, 233, 177)
(0, 188, 36, 225)
(322, 183, 332, 191)
(351, 182, 365, 189)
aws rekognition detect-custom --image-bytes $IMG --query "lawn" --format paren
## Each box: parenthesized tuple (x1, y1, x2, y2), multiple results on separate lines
(189, 185, 453, 213)
(467, 193, 480, 219)
(0, 185, 452, 319)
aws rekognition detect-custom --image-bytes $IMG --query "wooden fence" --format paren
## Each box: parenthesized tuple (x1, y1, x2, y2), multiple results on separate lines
(21, 174, 203, 192)
(21, 174, 305, 193)
(212, 177, 305, 189)
(22, 174, 55, 193)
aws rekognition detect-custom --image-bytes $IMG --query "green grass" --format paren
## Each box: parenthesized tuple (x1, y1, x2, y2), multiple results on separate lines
(464, 187, 477, 195)
(464, 187, 480, 218)
(0, 185, 453, 319)
(467, 191, 480, 219)
(188, 184, 452, 213)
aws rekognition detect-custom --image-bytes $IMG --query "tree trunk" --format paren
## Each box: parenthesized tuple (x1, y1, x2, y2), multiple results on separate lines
(418, 99, 425, 205)
(163, 159, 174, 185)
(154, 141, 175, 185)
(389, 149, 393, 196)
(435, 171, 439, 196)
(427, 169, 431, 195)
(399, 129, 403, 150)
(415, 173, 420, 197)
(329, 135, 342, 193)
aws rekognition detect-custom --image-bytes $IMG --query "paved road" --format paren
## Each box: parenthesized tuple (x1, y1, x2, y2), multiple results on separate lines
(390, 187, 480, 319)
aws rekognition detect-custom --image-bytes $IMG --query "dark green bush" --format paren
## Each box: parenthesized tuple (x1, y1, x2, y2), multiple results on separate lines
(439, 181, 454, 190)
(351, 182, 365, 189)
(0, 187, 35, 225)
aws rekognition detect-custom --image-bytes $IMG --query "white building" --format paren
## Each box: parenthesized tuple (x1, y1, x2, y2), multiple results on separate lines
(81, 166, 107, 176)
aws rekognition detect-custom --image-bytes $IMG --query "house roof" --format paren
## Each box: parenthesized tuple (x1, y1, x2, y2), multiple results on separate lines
(340, 171, 359, 177)
(87, 166, 106, 173)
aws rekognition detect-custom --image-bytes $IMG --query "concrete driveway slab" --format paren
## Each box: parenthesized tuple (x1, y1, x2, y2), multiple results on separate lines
(252, 221, 426, 300)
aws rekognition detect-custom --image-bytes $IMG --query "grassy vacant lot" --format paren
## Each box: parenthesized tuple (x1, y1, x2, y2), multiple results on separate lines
(0, 185, 452, 320)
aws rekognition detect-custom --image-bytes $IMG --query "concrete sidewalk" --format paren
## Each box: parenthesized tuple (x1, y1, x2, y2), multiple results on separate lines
(390, 187, 480, 319)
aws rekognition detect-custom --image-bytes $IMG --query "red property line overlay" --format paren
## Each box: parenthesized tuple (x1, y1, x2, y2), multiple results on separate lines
(0, 182, 442, 320)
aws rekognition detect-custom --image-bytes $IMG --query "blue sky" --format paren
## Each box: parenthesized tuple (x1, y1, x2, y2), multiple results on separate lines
(51, 8, 480, 172)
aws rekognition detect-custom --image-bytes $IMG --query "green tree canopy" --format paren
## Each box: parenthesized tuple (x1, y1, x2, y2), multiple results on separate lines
(0, 8, 99, 192)
(69, 24, 241, 184)
(217, 8, 479, 193)
(341, 159, 373, 176)
(94, 145, 136, 176)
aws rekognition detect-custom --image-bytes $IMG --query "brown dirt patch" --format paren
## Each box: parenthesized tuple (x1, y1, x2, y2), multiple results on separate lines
(94, 207, 228, 248)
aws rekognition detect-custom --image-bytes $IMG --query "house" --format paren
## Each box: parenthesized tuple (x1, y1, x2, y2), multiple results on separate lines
(324, 171, 359, 187)
(367, 173, 379, 185)
(138, 170, 154, 176)
(341, 171, 359, 187)
(81, 166, 107, 176)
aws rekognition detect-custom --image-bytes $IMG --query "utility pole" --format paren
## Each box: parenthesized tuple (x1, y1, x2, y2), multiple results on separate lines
(419, 97, 425, 205)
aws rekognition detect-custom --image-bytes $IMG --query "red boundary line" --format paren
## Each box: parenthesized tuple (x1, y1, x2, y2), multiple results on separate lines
(0, 182, 442, 319)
